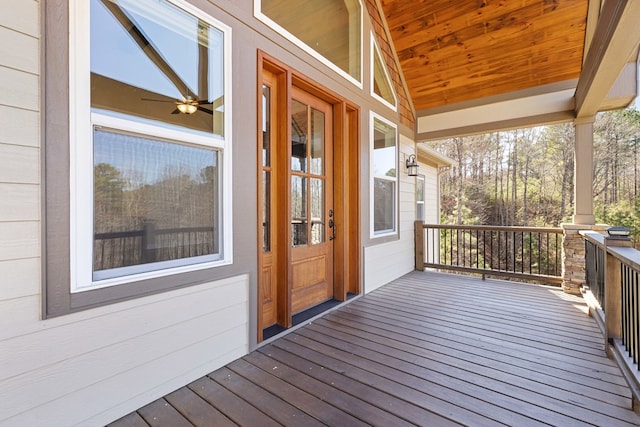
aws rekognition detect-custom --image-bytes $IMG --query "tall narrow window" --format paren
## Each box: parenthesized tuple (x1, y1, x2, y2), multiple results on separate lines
(371, 113, 397, 236)
(416, 174, 425, 222)
(371, 35, 397, 110)
(71, 0, 232, 291)
(256, 0, 362, 85)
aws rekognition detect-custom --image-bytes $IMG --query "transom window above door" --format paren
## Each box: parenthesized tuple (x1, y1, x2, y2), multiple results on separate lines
(255, 0, 362, 86)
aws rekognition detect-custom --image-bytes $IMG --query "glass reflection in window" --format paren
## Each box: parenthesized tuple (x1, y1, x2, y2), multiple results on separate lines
(90, 0, 225, 135)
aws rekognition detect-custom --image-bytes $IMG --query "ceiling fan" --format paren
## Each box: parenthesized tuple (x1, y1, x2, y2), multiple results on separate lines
(142, 96, 215, 115)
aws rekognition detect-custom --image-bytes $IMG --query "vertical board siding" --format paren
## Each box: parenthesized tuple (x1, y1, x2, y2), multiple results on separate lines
(0, 275, 250, 426)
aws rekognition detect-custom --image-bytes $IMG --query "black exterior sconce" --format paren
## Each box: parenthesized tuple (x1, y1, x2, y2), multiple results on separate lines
(406, 154, 419, 176)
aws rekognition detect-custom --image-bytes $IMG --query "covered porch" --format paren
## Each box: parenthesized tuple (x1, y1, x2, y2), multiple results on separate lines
(111, 270, 640, 426)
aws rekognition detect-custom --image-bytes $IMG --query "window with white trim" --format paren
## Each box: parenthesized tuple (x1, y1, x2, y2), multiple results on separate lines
(371, 34, 397, 110)
(370, 113, 398, 237)
(70, 0, 232, 292)
(255, 0, 362, 86)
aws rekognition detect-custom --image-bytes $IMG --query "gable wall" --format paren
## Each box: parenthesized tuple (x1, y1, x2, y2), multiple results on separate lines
(364, 0, 415, 129)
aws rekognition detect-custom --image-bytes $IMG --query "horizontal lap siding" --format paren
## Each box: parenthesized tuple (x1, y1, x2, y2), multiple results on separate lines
(1, 275, 250, 427)
(0, 5, 251, 427)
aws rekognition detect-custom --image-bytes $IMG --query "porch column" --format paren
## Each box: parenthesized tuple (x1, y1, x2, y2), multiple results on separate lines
(561, 117, 597, 294)
(573, 117, 596, 225)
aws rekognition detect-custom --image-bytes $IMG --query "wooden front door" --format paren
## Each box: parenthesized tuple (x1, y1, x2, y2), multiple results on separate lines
(258, 55, 360, 341)
(289, 87, 334, 314)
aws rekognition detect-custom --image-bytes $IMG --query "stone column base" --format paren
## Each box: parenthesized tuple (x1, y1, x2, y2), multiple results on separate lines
(561, 223, 607, 295)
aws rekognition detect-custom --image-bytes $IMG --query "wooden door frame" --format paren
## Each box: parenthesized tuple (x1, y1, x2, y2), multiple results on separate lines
(257, 52, 360, 341)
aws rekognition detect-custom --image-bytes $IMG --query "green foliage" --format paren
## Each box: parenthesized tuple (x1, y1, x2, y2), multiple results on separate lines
(595, 198, 640, 244)
(430, 107, 640, 230)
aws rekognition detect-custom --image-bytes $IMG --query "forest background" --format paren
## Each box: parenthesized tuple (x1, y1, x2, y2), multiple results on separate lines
(429, 106, 640, 243)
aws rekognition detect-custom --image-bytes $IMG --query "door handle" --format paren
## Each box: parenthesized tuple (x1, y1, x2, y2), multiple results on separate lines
(328, 219, 336, 240)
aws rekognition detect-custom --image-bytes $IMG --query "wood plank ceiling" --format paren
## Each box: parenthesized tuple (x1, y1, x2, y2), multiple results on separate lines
(380, 0, 588, 112)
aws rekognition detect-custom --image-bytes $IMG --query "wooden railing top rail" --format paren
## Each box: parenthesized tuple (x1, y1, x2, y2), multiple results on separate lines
(581, 230, 640, 271)
(421, 223, 562, 234)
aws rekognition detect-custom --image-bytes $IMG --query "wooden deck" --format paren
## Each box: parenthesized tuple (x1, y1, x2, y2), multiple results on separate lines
(110, 271, 640, 426)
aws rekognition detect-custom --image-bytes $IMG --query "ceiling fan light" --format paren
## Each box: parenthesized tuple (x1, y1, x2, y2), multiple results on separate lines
(177, 102, 198, 114)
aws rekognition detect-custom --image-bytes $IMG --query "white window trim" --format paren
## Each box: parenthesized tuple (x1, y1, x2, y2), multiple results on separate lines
(254, 0, 363, 88)
(369, 111, 398, 239)
(370, 33, 397, 111)
(69, 0, 233, 293)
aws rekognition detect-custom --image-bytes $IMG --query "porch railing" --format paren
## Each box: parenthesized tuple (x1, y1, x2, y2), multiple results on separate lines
(622, 263, 640, 368)
(582, 231, 640, 398)
(415, 222, 563, 285)
(585, 238, 606, 309)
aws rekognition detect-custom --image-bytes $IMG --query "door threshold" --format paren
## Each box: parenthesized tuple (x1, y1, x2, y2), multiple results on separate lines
(262, 293, 358, 340)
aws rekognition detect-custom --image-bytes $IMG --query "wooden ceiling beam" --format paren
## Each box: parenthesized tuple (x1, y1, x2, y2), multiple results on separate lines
(575, 0, 640, 118)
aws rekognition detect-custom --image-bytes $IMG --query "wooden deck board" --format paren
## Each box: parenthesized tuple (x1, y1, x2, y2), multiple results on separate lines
(188, 376, 282, 427)
(107, 411, 149, 427)
(302, 316, 638, 423)
(316, 312, 632, 404)
(164, 387, 236, 427)
(137, 399, 193, 427)
(208, 365, 326, 427)
(256, 344, 454, 426)
(111, 271, 640, 426)
(329, 302, 630, 390)
(226, 357, 368, 427)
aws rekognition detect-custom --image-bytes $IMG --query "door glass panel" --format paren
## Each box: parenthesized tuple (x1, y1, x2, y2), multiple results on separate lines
(262, 85, 271, 167)
(291, 175, 307, 246)
(310, 108, 324, 175)
(291, 99, 308, 172)
(310, 178, 324, 244)
(262, 171, 271, 251)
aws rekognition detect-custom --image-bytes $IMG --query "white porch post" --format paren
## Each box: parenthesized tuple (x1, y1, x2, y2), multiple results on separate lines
(573, 117, 596, 225)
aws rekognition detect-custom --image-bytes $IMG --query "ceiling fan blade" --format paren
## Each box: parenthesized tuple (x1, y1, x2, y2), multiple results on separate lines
(171, 108, 180, 115)
(194, 95, 224, 108)
(141, 98, 173, 103)
(197, 106, 214, 115)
